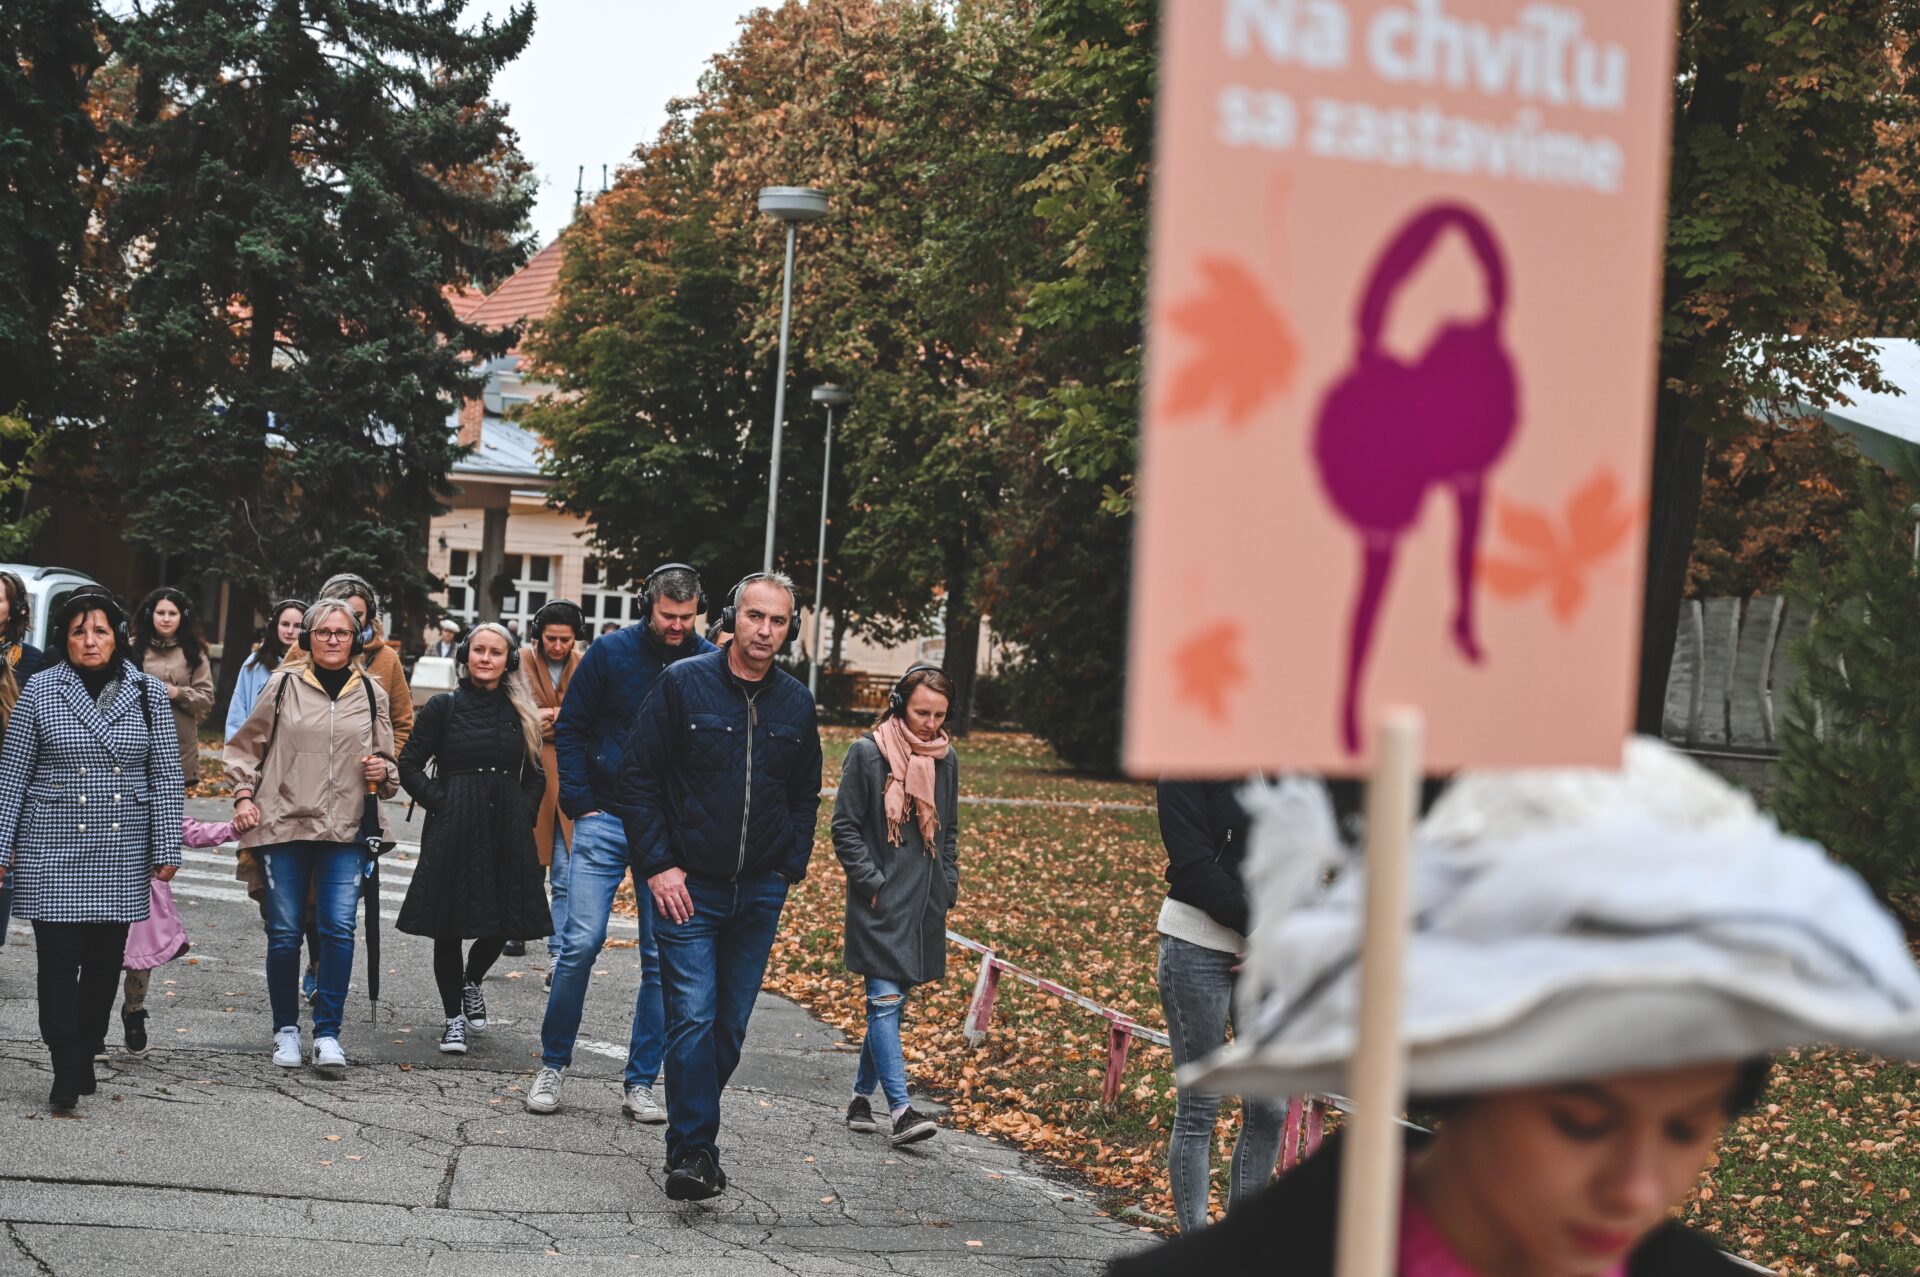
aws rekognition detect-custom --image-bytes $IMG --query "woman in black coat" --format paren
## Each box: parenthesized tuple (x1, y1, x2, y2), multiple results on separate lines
(396, 623, 551, 1054)
(830, 664, 959, 1149)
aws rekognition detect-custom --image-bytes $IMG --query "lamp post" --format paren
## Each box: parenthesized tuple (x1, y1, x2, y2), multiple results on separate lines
(756, 186, 830, 572)
(808, 383, 851, 698)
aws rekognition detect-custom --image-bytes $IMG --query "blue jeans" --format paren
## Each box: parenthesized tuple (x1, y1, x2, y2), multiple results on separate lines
(538, 813, 664, 1087)
(1158, 934, 1285, 1234)
(546, 827, 572, 961)
(853, 975, 911, 1111)
(655, 871, 788, 1165)
(262, 842, 363, 1041)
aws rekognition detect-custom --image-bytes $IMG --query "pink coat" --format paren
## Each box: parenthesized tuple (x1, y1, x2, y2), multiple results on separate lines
(123, 817, 229, 970)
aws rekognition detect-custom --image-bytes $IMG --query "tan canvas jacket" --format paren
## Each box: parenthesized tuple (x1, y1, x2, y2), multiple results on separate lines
(518, 646, 579, 865)
(223, 665, 399, 849)
(279, 621, 415, 753)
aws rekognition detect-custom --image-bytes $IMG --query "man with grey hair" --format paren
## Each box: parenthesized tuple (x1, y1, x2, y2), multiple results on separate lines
(525, 563, 716, 1120)
(612, 572, 823, 1200)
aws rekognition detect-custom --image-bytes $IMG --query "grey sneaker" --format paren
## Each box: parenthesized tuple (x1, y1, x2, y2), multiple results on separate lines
(623, 1084, 666, 1124)
(525, 1066, 564, 1113)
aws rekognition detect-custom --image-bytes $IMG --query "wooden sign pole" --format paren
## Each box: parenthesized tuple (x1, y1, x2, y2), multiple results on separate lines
(1334, 707, 1424, 1277)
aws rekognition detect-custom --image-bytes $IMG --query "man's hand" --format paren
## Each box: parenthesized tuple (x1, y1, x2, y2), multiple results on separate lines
(154, 864, 177, 882)
(233, 797, 260, 833)
(650, 866, 694, 924)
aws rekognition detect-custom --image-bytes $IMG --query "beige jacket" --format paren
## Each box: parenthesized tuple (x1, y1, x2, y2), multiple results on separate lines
(142, 642, 215, 782)
(223, 665, 399, 849)
(518, 646, 579, 865)
(279, 622, 414, 753)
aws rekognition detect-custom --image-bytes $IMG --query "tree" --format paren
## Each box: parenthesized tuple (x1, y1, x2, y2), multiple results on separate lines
(0, 0, 105, 431)
(1637, 2, 1920, 734)
(1773, 450, 1920, 913)
(1687, 421, 1880, 599)
(0, 412, 51, 560)
(87, 0, 535, 715)
(985, 0, 1153, 768)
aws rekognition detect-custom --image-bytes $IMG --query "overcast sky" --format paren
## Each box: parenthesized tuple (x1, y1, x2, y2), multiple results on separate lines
(475, 0, 767, 246)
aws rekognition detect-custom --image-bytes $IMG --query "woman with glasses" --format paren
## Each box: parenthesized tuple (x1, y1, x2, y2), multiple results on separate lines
(224, 598, 397, 1075)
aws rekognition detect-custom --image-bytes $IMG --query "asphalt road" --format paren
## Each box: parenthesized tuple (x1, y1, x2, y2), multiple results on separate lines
(0, 797, 1156, 1276)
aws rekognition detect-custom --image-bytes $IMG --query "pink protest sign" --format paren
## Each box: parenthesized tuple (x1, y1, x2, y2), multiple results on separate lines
(1127, 0, 1679, 773)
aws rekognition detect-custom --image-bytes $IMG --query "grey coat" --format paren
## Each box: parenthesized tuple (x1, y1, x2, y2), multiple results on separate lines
(0, 663, 185, 922)
(831, 735, 959, 987)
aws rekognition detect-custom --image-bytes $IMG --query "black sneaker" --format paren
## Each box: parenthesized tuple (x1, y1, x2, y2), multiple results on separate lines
(890, 1106, 938, 1147)
(461, 981, 487, 1030)
(846, 1095, 878, 1132)
(503, 939, 526, 957)
(123, 1007, 150, 1055)
(664, 1149, 726, 1201)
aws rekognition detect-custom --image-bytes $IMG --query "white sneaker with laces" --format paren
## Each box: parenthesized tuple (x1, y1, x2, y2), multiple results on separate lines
(312, 1036, 347, 1071)
(525, 1065, 564, 1113)
(439, 1016, 469, 1055)
(272, 1027, 302, 1068)
(623, 1084, 666, 1124)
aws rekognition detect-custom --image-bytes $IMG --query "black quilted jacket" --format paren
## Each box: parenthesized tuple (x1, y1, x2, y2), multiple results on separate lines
(612, 650, 823, 884)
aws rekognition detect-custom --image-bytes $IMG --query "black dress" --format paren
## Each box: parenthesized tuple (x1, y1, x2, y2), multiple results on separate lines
(396, 683, 552, 941)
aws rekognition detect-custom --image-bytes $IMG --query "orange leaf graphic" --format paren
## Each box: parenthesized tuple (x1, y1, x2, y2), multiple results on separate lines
(1479, 467, 1643, 627)
(1175, 621, 1246, 724)
(1159, 257, 1298, 429)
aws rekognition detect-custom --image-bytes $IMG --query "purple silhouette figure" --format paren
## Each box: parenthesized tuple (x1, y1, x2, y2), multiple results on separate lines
(1311, 204, 1520, 754)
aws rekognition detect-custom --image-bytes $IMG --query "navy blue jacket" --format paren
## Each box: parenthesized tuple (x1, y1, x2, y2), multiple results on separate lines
(553, 623, 717, 819)
(613, 649, 822, 884)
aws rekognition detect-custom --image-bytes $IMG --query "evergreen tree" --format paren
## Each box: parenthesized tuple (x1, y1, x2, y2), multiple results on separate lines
(0, 0, 104, 429)
(89, 0, 535, 710)
(1774, 451, 1920, 910)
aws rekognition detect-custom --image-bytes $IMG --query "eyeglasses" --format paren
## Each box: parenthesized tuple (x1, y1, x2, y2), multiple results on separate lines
(312, 629, 355, 644)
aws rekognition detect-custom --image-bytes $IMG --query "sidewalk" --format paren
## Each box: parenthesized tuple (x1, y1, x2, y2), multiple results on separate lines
(0, 801, 1154, 1276)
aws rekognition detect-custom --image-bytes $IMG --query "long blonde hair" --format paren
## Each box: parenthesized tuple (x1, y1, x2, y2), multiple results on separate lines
(463, 622, 542, 763)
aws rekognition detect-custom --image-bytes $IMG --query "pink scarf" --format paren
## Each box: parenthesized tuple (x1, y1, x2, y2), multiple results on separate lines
(873, 715, 949, 851)
(1400, 1187, 1627, 1277)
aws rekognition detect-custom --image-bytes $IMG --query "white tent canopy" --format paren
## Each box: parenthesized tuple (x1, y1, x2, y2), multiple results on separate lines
(1785, 337, 1920, 465)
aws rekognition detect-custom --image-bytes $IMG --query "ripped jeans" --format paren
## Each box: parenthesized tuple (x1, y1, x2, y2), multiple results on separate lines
(852, 975, 911, 1112)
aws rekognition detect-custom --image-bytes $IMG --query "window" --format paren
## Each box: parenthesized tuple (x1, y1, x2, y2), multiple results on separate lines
(439, 551, 560, 633)
(581, 557, 643, 636)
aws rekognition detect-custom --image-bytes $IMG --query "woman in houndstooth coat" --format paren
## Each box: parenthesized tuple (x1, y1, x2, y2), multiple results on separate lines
(0, 590, 184, 1111)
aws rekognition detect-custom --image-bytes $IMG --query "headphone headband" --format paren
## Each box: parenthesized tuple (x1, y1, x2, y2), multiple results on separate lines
(887, 662, 950, 718)
(641, 562, 708, 624)
(530, 598, 589, 641)
(455, 621, 521, 675)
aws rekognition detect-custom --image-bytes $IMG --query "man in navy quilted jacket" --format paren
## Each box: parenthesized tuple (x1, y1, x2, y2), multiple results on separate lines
(613, 572, 822, 1201)
(525, 565, 717, 1122)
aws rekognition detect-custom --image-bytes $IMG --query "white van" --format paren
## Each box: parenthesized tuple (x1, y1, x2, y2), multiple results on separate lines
(0, 564, 103, 650)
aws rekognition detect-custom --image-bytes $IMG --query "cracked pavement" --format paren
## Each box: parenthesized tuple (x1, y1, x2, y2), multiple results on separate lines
(0, 798, 1155, 1276)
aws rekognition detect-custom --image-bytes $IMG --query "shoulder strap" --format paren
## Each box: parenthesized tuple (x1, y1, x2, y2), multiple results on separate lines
(363, 674, 378, 753)
(259, 672, 293, 769)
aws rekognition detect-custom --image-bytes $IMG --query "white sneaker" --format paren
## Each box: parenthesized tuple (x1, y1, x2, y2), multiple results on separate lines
(272, 1027, 302, 1068)
(312, 1036, 347, 1071)
(439, 1016, 469, 1055)
(623, 1084, 666, 1124)
(525, 1065, 564, 1113)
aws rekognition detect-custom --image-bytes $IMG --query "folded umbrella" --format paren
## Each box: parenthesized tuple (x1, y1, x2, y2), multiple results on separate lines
(359, 784, 388, 1011)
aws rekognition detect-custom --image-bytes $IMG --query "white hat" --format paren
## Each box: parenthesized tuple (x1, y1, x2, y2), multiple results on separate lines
(439, 619, 459, 633)
(1192, 738, 1920, 1100)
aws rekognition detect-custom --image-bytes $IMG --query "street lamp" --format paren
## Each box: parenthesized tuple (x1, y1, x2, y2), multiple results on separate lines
(808, 382, 851, 698)
(756, 185, 830, 573)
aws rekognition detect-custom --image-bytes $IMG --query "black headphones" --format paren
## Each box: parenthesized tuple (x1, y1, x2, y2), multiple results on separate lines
(719, 573, 796, 653)
(456, 622, 521, 674)
(888, 663, 950, 718)
(58, 587, 132, 648)
(530, 598, 589, 642)
(639, 563, 708, 624)
(297, 600, 366, 657)
(139, 586, 192, 632)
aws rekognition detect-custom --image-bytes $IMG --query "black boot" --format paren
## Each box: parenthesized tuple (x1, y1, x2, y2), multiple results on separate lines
(123, 1007, 149, 1055)
(48, 1053, 82, 1111)
(502, 939, 526, 957)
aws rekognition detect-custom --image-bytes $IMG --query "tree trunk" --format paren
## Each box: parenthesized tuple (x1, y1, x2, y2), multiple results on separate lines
(1634, 381, 1710, 736)
(942, 589, 982, 737)
(213, 583, 262, 734)
(829, 606, 846, 669)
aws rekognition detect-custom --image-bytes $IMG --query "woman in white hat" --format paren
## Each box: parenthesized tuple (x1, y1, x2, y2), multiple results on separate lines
(1112, 741, 1920, 1277)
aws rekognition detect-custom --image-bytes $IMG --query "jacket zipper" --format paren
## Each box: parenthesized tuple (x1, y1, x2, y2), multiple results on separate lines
(736, 684, 761, 878)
